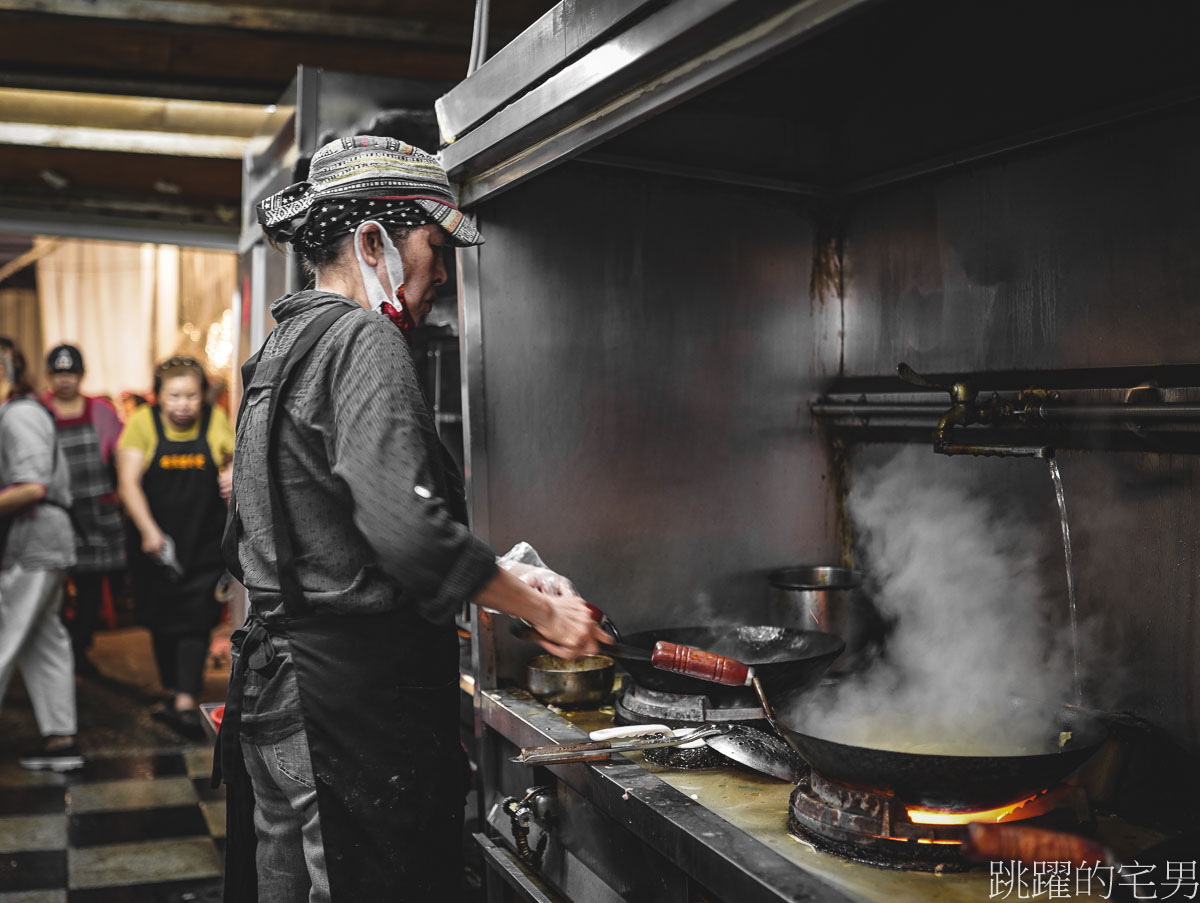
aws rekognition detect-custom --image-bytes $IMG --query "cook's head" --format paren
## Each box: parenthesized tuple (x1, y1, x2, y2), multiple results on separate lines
(256, 135, 482, 324)
(154, 356, 208, 429)
(46, 343, 85, 400)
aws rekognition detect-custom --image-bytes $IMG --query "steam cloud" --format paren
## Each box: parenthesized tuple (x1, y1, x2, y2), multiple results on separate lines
(784, 447, 1078, 755)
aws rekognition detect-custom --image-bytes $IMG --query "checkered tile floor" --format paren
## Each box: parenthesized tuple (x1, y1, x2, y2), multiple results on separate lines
(0, 747, 224, 902)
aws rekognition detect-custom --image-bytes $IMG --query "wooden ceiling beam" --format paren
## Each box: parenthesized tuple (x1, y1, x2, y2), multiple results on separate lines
(0, 0, 475, 47)
(0, 145, 241, 203)
(0, 71, 282, 105)
(0, 15, 471, 95)
(0, 89, 270, 137)
(0, 123, 249, 158)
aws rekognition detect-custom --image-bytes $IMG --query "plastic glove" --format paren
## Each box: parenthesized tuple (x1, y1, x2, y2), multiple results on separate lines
(498, 542, 577, 598)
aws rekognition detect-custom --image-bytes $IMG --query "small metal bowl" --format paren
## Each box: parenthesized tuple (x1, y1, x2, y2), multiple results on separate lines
(526, 654, 615, 708)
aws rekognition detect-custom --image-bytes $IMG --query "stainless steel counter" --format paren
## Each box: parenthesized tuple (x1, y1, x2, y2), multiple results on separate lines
(479, 688, 1158, 903)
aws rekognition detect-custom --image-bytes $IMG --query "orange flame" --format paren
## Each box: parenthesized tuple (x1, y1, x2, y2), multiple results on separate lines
(907, 794, 1040, 826)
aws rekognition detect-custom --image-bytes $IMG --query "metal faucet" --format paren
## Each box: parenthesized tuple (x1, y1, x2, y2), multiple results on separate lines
(896, 363, 1053, 459)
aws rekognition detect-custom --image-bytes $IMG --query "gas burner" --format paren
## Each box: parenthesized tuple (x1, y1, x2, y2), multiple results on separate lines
(615, 682, 764, 727)
(788, 768, 1091, 872)
(643, 742, 725, 770)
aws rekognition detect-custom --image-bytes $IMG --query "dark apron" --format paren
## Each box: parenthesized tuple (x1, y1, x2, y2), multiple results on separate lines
(216, 303, 467, 903)
(128, 405, 225, 635)
(56, 401, 125, 573)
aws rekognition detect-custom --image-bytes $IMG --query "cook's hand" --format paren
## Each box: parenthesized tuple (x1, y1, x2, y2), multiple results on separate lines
(527, 593, 611, 660)
(141, 523, 165, 557)
(514, 564, 577, 598)
(218, 466, 233, 500)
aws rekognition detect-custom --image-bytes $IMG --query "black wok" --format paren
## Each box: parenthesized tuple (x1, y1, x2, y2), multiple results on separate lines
(774, 698, 1108, 810)
(615, 626, 844, 705)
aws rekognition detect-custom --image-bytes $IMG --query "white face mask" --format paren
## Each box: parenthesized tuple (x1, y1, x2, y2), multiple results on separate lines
(352, 220, 406, 313)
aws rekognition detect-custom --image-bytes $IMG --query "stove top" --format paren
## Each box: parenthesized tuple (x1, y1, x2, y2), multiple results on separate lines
(493, 689, 1170, 903)
(638, 756, 1159, 903)
(787, 767, 1091, 871)
(615, 681, 764, 726)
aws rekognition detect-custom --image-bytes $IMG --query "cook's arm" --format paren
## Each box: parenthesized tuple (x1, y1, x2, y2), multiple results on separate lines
(328, 317, 606, 656)
(472, 567, 607, 659)
(117, 447, 163, 555)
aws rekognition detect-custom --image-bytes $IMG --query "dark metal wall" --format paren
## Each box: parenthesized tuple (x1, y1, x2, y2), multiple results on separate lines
(840, 107, 1200, 752)
(463, 112, 1200, 745)
(465, 162, 838, 682)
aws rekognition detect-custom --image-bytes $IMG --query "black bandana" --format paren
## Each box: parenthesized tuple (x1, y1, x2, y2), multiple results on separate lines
(291, 198, 436, 252)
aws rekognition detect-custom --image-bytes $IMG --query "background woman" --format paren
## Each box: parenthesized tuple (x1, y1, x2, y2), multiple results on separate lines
(43, 343, 126, 677)
(116, 357, 232, 738)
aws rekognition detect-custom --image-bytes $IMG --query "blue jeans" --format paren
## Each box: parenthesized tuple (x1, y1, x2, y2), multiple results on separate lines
(241, 728, 330, 903)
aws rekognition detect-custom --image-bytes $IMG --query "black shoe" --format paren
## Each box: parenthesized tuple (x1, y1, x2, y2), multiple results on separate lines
(173, 709, 206, 741)
(154, 707, 205, 741)
(19, 742, 84, 772)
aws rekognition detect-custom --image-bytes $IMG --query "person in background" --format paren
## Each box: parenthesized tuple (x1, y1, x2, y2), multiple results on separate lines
(117, 357, 233, 738)
(118, 392, 148, 422)
(0, 337, 82, 771)
(43, 344, 126, 677)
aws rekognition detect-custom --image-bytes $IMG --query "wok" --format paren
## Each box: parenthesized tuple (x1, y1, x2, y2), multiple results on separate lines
(774, 698, 1108, 810)
(614, 626, 844, 705)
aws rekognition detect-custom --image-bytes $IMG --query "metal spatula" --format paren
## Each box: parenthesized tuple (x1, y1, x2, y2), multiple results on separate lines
(512, 724, 729, 765)
(704, 724, 805, 782)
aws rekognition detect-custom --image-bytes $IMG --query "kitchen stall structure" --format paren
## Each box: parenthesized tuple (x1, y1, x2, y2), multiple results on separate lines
(442, 1, 1200, 901)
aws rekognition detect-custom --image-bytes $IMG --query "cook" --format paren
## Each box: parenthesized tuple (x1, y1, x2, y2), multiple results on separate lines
(217, 135, 609, 903)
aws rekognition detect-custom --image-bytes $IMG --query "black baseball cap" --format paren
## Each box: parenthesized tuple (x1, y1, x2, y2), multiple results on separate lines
(47, 344, 84, 374)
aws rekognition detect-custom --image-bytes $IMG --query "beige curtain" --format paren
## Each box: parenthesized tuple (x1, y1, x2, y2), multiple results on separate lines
(35, 238, 236, 401)
(36, 238, 160, 399)
(0, 287, 45, 392)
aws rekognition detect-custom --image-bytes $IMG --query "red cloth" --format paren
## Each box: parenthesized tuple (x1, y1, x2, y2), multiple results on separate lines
(381, 295, 416, 340)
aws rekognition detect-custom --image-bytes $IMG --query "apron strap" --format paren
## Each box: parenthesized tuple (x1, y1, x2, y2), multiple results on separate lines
(215, 303, 352, 788)
(150, 405, 166, 445)
(220, 304, 351, 583)
(264, 306, 353, 611)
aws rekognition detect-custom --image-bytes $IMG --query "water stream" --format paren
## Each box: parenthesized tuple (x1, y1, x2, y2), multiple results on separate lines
(1047, 458, 1083, 706)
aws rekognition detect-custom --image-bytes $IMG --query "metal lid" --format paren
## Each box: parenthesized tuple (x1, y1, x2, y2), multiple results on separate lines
(768, 565, 861, 591)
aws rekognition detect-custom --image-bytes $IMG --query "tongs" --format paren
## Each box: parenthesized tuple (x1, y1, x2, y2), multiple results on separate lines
(512, 724, 729, 766)
(512, 604, 756, 687)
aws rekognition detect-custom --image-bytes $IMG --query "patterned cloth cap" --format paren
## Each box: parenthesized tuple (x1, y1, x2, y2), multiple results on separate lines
(257, 135, 482, 248)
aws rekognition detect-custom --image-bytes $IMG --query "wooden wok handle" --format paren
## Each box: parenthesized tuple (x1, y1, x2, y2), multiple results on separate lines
(965, 823, 1112, 866)
(651, 641, 752, 686)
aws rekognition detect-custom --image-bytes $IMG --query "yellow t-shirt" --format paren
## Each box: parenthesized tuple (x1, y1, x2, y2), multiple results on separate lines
(117, 404, 235, 470)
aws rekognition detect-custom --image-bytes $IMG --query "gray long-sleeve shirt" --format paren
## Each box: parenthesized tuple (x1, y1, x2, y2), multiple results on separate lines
(234, 290, 497, 738)
(0, 396, 75, 572)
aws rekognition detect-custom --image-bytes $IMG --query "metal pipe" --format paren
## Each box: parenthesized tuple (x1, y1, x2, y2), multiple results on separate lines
(812, 400, 1200, 424)
(467, 0, 490, 76)
(1035, 404, 1200, 423)
(940, 445, 1053, 460)
(810, 402, 954, 417)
